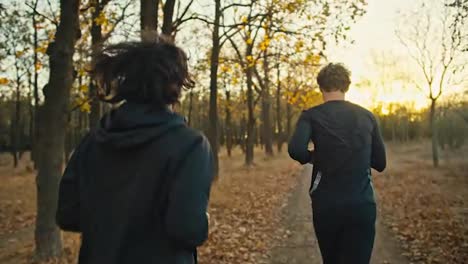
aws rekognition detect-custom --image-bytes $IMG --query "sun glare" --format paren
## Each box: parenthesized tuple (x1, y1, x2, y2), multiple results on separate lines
(347, 79, 429, 113)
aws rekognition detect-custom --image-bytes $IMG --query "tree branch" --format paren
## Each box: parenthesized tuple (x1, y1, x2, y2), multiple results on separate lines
(174, 0, 195, 28)
(225, 31, 246, 69)
(253, 65, 265, 90)
(101, 0, 133, 44)
(25, 2, 58, 27)
(221, 3, 251, 12)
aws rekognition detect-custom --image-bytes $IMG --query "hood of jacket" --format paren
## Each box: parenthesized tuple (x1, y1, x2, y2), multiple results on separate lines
(95, 102, 186, 149)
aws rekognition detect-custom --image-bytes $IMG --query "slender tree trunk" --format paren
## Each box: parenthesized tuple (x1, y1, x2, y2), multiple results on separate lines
(241, 114, 247, 154)
(261, 50, 273, 156)
(64, 113, 72, 161)
(256, 122, 261, 147)
(14, 98, 20, 167)
(207, 0, 221, 175)
(245, 53, 255, 165)
(12, 63, 22, 168)
(77, 75, 85, 144)
(187, 89, 194, 126)
(161, 0, 176, 36)
(275, 63, 283, 152)
(78, 110, 84, 141)
(34, 0, 80, 259)
(225, 89, 232, 157)
(32, 0, 40, 167)
(430, 99, 439, 167)
(89, 1, 106, 130)
(28, 76, 34, 155)
(140, 0, 159, 40)
(10, 105, 18, 168)
(286, 102, 292, 139)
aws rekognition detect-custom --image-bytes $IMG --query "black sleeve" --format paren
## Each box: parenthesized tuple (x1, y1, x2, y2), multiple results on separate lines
(288, 112, 314, 165)
(165, 135, 214, 249)
(56, 135, 89, 232)
(371, 116, 386, 172)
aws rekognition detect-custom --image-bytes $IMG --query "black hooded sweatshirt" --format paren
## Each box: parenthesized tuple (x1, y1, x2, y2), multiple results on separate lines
(56, 102, 214, 264)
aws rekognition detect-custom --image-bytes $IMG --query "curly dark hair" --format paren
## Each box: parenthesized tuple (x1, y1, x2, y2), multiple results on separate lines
(316, 63, 351, 93)
(91, 36, 194, 108)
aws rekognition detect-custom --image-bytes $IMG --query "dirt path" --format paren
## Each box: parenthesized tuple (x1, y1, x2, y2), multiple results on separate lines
(269, 165, 409, 264)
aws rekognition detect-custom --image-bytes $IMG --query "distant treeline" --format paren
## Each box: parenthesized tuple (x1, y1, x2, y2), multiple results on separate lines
(1, 97, 467, 164)
(372, 102, 468, 149)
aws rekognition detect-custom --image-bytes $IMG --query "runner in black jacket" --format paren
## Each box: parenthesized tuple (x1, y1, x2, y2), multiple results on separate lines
(288, 63, 386, 264)
(56, 38, 214, 264)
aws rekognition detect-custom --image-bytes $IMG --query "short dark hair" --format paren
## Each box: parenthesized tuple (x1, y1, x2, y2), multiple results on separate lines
(91, 36, 194, 108)
(316, 63, 351, 93)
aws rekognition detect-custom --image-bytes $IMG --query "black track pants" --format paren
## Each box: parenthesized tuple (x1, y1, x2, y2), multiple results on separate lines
(312, 202, 377, 264)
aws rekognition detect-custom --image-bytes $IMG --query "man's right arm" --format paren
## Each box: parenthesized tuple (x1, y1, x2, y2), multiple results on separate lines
(288, 112, 314, 165)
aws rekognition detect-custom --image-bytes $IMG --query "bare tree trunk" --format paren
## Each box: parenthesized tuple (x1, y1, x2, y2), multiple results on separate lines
(140, 0, 159, 40)
(286, 102, 292, 140)
(32, 0, 40, 167)
(76, 75, 86, 143)
(89, 0, 106, 130)
(14, 82, 21, 167)
(245, 56, 255, 165)
(78, 110, 84, 140)
(207, 0, 221, 175)
(261, 51, 273, 156)
(11, 59, 22, 168)
(64, 113, 72, 162)
(430, 99, 439, 167)
(187, 89, 193, 126)
(245, 66, 255, 166)
(275, 63, 283, 152)
(225, 89, 232, 157)
(34, 0, 80, 259)
(28, 74, 34, 156)
(240, 114, 246, 154)
(10, 107, 18, 168)
(161, 0, 176, 36)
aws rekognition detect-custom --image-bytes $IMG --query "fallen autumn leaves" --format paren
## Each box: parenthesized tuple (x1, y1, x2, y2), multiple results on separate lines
(198, 150, 300, 263)
(3, 142, 466, 264)
(0, 149, 300, 264)
(374, 143, 468, 264)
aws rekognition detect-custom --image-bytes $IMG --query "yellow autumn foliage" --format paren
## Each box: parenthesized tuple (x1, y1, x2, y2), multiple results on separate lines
(79, 85, 89, 93)
(258, 37, 270, 51)
(294, 40, 304, 53)
(35, 46, 47, 54)
(0, 77, 9, 85)
(94, 12, 108, 27)
(15, 50, 25, 58)
(77, 68, 87, 77)
(241, 16, 248, 24)
(246, 55, 255, 67)
(74, 97, 91, 113)
(286, 88, 321, 109)
(80, 102, 91, 113)
(231, 77, 239, 85)
(35, 62, 42, 71)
